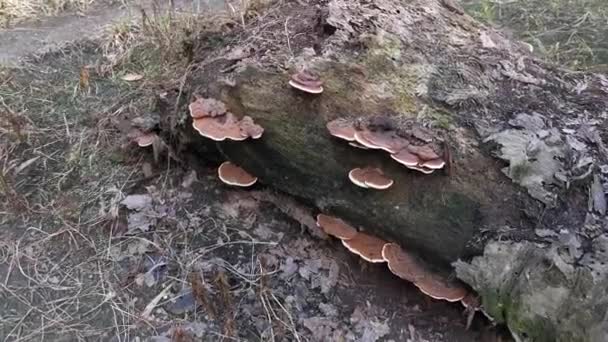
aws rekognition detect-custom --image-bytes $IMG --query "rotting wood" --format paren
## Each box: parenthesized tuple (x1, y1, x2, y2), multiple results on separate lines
(156, 0, 608, 340)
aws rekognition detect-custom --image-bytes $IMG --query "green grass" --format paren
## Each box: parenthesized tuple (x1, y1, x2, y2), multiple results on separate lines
(462, 0, 608, 71)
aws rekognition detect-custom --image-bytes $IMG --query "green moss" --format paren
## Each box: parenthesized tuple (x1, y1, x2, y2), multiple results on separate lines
(362, 31, 402, 77)
(420, 106, 454, 129)
(478, 284, 558, 341)
(357, 31, 457, 121)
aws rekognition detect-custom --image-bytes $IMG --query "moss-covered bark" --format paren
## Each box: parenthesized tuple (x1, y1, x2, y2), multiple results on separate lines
(161, 0, 608, 339)
(183, 63, 520, 267)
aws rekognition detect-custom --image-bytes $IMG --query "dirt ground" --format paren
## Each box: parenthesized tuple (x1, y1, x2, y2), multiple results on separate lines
(0, 1, 511, 341)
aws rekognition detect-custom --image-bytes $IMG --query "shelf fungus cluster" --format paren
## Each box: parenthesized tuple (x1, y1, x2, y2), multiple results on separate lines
(326, 118, 447, 175)
(189, 97, 264, 141)
(316, 213, 486, 327)
(189, 97, 263, 187)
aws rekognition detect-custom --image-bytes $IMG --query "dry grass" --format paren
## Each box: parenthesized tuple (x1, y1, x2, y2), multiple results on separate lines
(0, 2, 290, 339)
(0, 0, 117, 27)
(0, 37, 152, 340)
(462, 0, 608, 70)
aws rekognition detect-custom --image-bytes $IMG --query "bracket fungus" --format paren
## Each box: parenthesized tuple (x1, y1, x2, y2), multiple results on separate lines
(326, 118, 446, 175)
(342, 233, 387, 263)
(193, 113, 246, 141)
(348, 167, 394, 190)
(356, 129, 409, 153)
(381, 243, 427, 283)
(289, 70, 324, 94)
(407, 144, 441, 161)
(420, 158, 445, 170)
(217, 161, 258, 187)
(129, 129, 158, 147)
(413, 274, 468, 303)
(390, 145, 444, 174)
(239, 116, 264, 139)
(316, 214, 358, 240)
(382, 243, 468, 303)
(189, 98, 264, 141)
(189, 97, 228, 118)
(317, 216, 482, 313)
(326, 119, 357, 142)
(390, 149, 419, 167)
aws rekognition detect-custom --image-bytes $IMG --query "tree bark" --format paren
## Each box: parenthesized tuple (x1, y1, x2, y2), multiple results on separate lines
(159, 0, 608, 340)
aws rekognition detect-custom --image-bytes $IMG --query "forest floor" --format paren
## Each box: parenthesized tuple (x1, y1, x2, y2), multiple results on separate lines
(0, 1, 502, 341)
(2, 0, 604, 340)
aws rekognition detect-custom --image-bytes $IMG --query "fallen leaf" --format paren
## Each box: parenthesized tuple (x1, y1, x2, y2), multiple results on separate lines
(121, 194, 153, 211)
(127, 211, 156, 232)
(164, 289, 197, 315)
(122, 73, 144, 81)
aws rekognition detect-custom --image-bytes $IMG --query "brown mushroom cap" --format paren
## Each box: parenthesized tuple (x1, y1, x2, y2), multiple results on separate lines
(349, 167, 393, 190)
(359, 129, 409, 154)
(354, 131, 382, 149)
(327, 119, 357, 141)
(288, 80, 324, 94)
(421, 158, 445, 170)
(348, 168, 369, 188)
(363, 168, 393, 189)
(413, 274, 468, 302)
(342, 233, 387, 263)
(134, 132, 158, 147)
(193, 113, 246, 141)
(381, 243, 427, 283)
(217, 161, 257, 187)
(391, 149, 420, 167)
(407, 144, 440, 161)
(316, 214, 358, 240)
(289, 70, 324, 94)
(189, 98, 227, 119)
(239, 116, 264, 139)
(291, 71, 323, 87)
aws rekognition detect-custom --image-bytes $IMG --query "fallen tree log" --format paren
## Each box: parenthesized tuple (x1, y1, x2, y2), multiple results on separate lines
(157, 0, 608, 340)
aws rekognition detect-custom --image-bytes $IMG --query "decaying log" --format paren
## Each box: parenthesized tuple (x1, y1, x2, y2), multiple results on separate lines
(157, 0, 608, 340)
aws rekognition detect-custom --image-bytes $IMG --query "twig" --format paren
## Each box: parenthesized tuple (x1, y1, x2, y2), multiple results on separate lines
(142, 284, 173, 319)
(284, 17, 293, 57)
